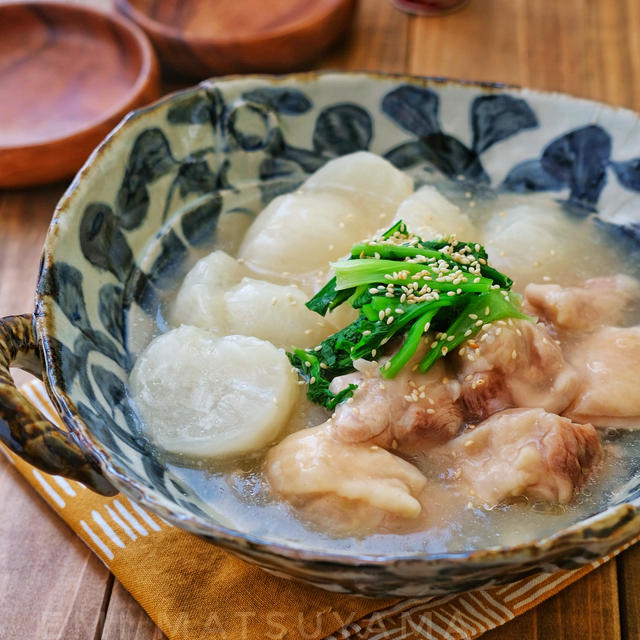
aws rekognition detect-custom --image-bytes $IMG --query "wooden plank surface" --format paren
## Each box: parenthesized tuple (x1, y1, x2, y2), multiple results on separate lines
(0, 1, 639, 639)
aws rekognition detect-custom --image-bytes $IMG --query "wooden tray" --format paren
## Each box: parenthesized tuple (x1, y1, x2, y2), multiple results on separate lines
(117, 0, 357, 78)
(0, 2, 161, 188)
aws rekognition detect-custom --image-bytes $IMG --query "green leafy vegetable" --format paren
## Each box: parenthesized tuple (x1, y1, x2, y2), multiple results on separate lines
(288, 221, 529, 409)
(287, 349, 357, 409)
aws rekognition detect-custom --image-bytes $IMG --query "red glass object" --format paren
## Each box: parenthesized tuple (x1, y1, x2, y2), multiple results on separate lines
(391, 0, 470, 15)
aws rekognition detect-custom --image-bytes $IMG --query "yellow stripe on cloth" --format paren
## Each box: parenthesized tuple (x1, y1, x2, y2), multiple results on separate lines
(2, 379, 638, 640)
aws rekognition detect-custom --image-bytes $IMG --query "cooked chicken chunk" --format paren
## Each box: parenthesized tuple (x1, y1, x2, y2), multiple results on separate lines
(564, 326, 640, 428)
(453, 319, 580, 421)
(430, 408, 602, 506)
(264, 425, 427, 533)
(523, 275, 640, 334)
(329, 358, 463, 454)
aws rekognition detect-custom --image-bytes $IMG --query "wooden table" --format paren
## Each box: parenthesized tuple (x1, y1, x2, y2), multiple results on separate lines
(1, 0, 640, 638)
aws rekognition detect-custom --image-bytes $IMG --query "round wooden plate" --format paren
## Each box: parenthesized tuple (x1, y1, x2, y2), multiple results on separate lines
(117, 0, 357, 78)
(0, 2, 161, 188)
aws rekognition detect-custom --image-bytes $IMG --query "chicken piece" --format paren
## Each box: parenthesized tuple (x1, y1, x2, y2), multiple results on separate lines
(264, 425, 427, 534)
(523, 275, 640, 334)
(430, 408, 602, 506)
(329, 358, 463, 454)
(564, 326, 640, 428)
(453, 319, 580, 421)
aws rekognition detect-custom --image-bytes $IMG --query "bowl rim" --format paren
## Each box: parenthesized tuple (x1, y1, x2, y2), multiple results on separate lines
(34, 70, 640, 569)
(0, 0, 158, 152)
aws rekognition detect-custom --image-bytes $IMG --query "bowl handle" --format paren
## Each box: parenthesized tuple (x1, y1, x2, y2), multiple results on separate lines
(0, 314, 117, 496)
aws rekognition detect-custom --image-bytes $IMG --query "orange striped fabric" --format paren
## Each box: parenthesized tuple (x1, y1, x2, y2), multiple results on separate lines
(3, 380, 638, 640)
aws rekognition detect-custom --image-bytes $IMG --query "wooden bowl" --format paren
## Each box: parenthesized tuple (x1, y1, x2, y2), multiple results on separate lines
(0, 2, 161, 188)
(116, 0, 357, 79)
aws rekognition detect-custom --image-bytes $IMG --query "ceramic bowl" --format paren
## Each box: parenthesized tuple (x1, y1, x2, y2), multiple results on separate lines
(2, 72, 640, 597)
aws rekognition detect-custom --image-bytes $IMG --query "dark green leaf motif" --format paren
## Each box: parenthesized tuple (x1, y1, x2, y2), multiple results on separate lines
(611, 158, 640, 191)
(181, 195, 223, 247)
(382, 85, 440, 136)
(471, 94, 538, 154)
(312, 104, 373, 155)
(501, 159, 566, 193)
(79, 203, 133, 282)
(116, 128, 177, 230)
(241, 87, 313, 115)
(176, 158, 217, 197)
(98, 284, 125, 346)
(148, 229, 189, 290)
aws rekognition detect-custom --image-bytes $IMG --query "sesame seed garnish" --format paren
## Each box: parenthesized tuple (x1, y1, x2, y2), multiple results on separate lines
(426, 408, 435, 414)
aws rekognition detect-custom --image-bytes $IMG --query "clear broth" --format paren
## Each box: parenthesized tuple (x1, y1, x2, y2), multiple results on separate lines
(127, 188, 640, 555)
